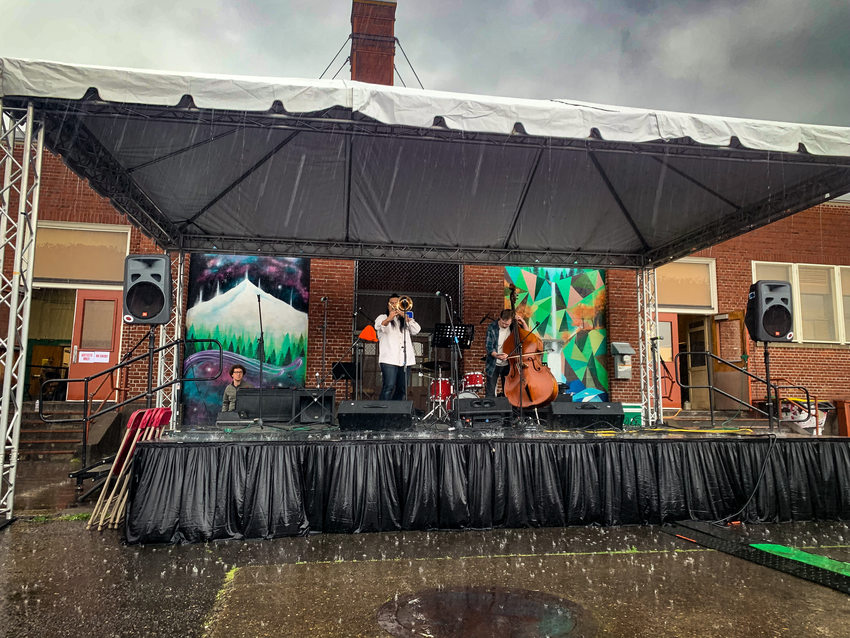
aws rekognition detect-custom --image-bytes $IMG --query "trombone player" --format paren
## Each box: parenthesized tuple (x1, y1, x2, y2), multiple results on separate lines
(375, 293, 421, 400)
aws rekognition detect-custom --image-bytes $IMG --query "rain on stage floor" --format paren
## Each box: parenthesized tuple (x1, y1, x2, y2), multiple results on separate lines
(124, 410, 850, 544)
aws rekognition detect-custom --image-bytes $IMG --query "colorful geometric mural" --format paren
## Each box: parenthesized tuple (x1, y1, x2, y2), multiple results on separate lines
(183, 254, 310, 425)
(504, 266, 608, 402)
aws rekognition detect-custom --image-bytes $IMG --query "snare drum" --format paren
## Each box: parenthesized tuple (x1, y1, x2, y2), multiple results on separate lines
(462, 371, 485, 391)
(429, 378, 453, 402)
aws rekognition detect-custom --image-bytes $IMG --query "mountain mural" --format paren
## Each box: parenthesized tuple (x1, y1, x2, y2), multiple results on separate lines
(183, 254, 310, 425)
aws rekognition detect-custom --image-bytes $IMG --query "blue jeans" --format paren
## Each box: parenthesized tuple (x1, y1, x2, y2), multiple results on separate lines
(379, 363, 408, 400)
(486, 365, 509, 398)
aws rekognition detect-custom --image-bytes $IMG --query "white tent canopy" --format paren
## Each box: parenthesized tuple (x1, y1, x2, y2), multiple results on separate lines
(3, 57, 850, 267)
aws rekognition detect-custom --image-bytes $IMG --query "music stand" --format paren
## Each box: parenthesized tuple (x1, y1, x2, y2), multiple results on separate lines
(333, 361, 357, 400)
(432, 323, 474, 350)
(431, 323, 474, 423)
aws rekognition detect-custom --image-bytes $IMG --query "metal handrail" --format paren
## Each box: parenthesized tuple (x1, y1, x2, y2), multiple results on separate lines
(37, 338, 223, 467)
(674, 350, 813, 430)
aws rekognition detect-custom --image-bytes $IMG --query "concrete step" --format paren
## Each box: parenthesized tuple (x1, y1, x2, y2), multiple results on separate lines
(19, 428, 85, 440)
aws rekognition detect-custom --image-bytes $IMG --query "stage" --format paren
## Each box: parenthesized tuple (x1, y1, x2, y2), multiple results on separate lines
(124, 421, 850, 544)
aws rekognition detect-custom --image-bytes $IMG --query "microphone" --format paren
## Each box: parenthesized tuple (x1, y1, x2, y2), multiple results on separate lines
(320, 296, 328, 302)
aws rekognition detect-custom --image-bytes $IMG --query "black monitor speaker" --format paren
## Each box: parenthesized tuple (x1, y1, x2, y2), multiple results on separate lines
(295, 389, 335, 424)
(123, 254, 172, 324)
(234, 388, 295, 422)
(455, 396, 512, 428)
(745, 280, 793, 342)
(337, 400, 414, 431)
(550, 401, 624, 429)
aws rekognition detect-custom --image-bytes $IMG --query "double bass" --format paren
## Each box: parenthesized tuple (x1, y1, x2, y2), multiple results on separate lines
(502, 286, 559, 409)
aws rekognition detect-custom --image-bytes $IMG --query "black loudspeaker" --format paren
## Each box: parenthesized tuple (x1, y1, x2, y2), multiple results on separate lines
(745, 280, 793, 342)
(455, 396, 512, 428)
(550, 401, 624, 429)
(123, 255, 172, 324)
(295, 389, 335, 424)
(234, 388, 295, 421)
(337, 400, 414, 431)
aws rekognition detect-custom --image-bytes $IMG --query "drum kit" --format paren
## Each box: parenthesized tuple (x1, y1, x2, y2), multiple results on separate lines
(415, 361, 485, 420)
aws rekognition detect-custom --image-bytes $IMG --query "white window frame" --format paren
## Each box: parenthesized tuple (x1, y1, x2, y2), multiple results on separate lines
(34, 221, 130, 290)
(657, 256, 718, 315)
(752, 260, 846, 345)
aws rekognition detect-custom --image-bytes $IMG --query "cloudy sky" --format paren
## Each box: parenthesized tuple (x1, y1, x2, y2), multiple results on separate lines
(1, 0, 848, 126)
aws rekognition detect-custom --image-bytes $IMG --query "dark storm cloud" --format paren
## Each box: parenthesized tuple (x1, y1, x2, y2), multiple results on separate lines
(0, 0, 847, 125)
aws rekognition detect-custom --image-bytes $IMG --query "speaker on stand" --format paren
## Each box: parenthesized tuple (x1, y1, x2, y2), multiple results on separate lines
(745, 280, 793, 343)
(122, 254, 173, 407)
(744, 280, 794, 431)
(123, 255, 172, 325)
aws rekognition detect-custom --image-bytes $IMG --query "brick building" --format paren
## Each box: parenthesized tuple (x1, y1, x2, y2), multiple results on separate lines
(13, 0, 850, 422)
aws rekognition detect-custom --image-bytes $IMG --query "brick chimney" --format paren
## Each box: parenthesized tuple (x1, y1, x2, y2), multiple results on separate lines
(350, 0, 397, 85)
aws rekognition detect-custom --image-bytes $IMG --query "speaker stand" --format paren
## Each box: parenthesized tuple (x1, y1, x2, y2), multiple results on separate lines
(764, 341, 777, 432)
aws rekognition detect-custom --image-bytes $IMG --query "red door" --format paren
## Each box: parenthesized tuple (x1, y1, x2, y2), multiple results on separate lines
(657, 313, 681, 408)
(67, 289, 123, 401)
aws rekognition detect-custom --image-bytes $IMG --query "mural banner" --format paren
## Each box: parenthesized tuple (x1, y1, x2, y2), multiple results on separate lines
(504, 266, 608, 402)
(183, 254, 309, 425)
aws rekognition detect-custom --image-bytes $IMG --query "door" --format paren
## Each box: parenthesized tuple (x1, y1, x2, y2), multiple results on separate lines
(710, 310, 750, 410)
(685, 317, 710, 409)
(657, 313, 681, 408)
(67, 289, 123, 401)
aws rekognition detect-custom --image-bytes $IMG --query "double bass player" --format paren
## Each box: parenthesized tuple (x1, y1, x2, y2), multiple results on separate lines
(484, 309, 528, 398)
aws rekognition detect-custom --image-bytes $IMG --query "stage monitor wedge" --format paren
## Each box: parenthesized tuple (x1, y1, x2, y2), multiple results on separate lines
(551, 401, 624, 429)
(455, 396, 512, 428)
(123, 254, 172, 324)
(337, 400, 414, 431)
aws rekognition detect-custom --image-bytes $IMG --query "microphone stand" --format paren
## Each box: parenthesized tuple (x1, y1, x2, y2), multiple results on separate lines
(399, 306, 409, 401)
(440, 293, 462, 424)
(256, 294, 265, 429)
(282, 307, 378, 428)
(353, 306, 376, 400)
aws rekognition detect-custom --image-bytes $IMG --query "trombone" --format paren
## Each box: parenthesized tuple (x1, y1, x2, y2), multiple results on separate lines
(392, 296, 414, 312)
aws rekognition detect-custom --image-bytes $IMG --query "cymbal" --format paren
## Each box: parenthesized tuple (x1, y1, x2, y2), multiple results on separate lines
(416, 360, 445, 371)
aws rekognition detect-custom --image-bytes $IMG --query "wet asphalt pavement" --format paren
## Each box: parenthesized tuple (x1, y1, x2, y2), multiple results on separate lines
(1, 461, 848, 637)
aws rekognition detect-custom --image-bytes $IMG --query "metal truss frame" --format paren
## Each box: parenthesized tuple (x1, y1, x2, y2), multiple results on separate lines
(0, 102, 43, 519)
(156, 251, 185, 427)
(637, 267, 662, 427)
(18, 96, 848, 270)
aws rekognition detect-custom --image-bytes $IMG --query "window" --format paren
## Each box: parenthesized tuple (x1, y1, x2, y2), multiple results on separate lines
(798, 266, 836, 342)
(34, 223, 129, 286)
(657, 257, 717, 313)
(754, 261, 848, 344)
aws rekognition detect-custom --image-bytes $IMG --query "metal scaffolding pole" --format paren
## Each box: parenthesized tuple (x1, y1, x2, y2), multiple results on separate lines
(156, 250, 185, 428)
(0, 102, 43, 519)
(637, 267, 662, 427)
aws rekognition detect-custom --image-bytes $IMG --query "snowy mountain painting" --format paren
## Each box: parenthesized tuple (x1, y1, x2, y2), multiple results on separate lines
(182, 254, 310, 425)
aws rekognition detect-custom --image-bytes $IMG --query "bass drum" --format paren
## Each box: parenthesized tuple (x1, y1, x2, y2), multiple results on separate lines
(448, 390, 478, 411)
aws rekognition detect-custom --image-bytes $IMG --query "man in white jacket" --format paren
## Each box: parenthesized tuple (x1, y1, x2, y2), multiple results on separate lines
(374, 293, 421, 400)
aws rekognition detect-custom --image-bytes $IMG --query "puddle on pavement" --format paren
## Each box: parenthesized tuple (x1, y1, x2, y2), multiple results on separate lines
(377, 586, 597, 637)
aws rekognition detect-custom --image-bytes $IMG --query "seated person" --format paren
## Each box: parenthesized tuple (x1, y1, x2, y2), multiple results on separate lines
(221, 364, 252, 412)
